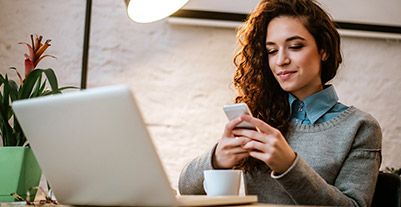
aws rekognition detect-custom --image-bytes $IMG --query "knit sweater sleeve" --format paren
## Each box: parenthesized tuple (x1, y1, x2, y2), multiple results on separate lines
(178, 145, 216, 195)
(274, 115, 382, 207)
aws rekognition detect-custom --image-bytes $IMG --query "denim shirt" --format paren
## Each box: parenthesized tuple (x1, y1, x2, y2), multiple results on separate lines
(288, 85, 348, 125)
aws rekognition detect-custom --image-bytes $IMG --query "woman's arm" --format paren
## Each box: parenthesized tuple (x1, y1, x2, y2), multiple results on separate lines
(238, 114, 382, 207)
(179, 116, 250, 195)
(178, 147, 215, 195)
(276, 117, 381, 206)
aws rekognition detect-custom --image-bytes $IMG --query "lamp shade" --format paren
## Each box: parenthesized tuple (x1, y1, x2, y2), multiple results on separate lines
(125, 0, 189, 23)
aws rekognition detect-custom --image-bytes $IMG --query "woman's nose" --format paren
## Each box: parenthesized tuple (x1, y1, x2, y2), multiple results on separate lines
(276, 50, 290, 66)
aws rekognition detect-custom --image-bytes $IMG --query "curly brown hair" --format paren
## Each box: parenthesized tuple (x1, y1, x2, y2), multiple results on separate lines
(233, 0, 342, 172)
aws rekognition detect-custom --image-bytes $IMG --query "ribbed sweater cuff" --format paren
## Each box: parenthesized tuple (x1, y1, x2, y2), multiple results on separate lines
(270, 153, 300, 179)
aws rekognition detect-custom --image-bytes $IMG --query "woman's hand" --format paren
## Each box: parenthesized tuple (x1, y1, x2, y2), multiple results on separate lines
(233, 114, 296, 174)
(213, 117, 251, 169)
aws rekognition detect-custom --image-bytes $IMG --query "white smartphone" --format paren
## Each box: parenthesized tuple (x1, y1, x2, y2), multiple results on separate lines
(223, 103, 257, 130)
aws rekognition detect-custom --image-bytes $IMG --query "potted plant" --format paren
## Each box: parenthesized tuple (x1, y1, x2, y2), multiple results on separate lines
(0, 34, 74, 202)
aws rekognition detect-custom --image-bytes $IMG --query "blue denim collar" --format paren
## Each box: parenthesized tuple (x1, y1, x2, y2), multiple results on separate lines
(288, 85, 339, 124)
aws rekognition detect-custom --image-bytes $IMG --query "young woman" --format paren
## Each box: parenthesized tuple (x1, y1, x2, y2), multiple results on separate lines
(178, 0, 382, 206)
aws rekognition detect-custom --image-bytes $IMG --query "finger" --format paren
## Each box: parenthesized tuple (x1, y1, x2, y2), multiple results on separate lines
(223, 116, 245, 137)
(232, 129, 268, 143)
(234, 129, 278, 147)
(249, 150, 270, 163)
(222, 137, 251, 149)
(240, 114, 277, 134)
(233, 137, 252, 146)
(234, 153, 250, 162)
(225, 146, 250, 154)
(243, 140, 269, 152)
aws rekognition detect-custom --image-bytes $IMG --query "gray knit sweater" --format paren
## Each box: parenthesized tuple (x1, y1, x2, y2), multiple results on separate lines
(178, 107, 382, 207)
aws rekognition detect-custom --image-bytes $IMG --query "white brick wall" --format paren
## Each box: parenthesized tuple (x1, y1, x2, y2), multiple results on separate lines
(1, 0, 400, 189)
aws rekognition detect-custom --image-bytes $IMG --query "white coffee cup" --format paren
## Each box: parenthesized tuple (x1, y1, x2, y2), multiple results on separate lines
(203, 169, 241, 196)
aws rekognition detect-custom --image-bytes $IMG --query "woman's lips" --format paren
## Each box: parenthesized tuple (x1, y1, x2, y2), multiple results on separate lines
(277, 70, 297, 81)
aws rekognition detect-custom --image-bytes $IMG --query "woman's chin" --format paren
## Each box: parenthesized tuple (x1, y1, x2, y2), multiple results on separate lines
(279, 82, 298, 93)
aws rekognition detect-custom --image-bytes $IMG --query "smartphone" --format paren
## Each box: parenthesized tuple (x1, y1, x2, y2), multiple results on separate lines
(223, 103, 257, 130)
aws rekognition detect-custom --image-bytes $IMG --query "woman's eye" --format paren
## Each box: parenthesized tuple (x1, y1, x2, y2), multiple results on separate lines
(267, 48, 277, 54)
(289, 45, 303, 50)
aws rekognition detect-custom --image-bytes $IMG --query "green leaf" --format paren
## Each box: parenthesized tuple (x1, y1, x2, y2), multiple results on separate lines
(31, 74, 43, 97)
(0, 104, 7, 128)
(8, 80, 19, 101)
(3, 76, 11, 117)
(19, 69, 42, 99)
(39, 80, 47, 94)
(0, 75, 19, 146)
(59, 86, 79, 91)
(41, 68, 59, 94)
(1, 114, 15, 146)
(41, 90, 53, 96)
(1, 66, 76, 146)
(13, 117, 26, 146)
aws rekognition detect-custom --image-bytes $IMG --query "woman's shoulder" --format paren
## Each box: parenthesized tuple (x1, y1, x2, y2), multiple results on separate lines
(347, 106, 381, 128)
(344, 106, 382, 150)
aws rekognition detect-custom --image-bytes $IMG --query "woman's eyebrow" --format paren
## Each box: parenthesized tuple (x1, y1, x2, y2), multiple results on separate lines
(286, 35, 306, 42)
(266, 35, 306, 46)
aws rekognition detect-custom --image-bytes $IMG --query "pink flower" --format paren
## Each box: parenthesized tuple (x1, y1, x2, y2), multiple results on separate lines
(18, 34, 55, 82)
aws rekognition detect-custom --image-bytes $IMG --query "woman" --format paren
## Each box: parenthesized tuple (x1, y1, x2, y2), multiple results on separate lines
(178, 0, 382, 206)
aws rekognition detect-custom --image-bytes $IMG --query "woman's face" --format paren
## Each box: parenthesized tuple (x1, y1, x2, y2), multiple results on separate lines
(266, 16, 325, 100)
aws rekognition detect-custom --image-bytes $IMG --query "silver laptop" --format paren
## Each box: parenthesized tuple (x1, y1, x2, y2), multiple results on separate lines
(12, 85, 257, 206)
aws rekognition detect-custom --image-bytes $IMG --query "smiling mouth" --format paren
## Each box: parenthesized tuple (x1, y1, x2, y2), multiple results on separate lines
(277, 70, 297, 81)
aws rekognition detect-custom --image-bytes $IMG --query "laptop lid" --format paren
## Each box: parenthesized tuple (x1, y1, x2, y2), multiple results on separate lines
(12, 85, 178, 206)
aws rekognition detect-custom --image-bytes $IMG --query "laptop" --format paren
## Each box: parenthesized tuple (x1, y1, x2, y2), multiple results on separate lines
(12, 85, 257, 206)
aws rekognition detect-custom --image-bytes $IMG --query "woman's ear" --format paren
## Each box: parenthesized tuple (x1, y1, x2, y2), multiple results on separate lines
(320, 50, 328, 61)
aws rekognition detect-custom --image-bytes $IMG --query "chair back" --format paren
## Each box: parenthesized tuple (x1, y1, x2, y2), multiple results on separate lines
(371, 172, 401, 207)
